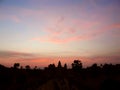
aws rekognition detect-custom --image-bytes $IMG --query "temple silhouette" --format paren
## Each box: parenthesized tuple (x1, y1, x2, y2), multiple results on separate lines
(0, 60, 120, 90)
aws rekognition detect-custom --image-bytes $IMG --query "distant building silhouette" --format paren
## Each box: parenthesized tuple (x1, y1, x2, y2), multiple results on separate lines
(57, 61, 62, 68)
(64, 63, 67, 69)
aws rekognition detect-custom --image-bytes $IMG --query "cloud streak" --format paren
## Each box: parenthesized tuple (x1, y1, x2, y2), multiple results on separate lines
(0, 51, 35, 58)
(32, 15, 120, 43)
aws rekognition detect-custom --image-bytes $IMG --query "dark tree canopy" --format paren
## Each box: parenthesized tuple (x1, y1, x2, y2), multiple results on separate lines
(25, 65, 31, 69)
(13, 63, 20, 69)
(0, 60, 120, 90)
(48, 64, 55, 69)
(72, 60, 82, 71)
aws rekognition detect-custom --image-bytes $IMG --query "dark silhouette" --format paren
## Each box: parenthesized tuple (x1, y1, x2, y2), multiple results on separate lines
(72, 60, 82, 71)
(13, 63, 20, 69)
(34, 66, 37, 70)
(25, 65, 31, 70)
(64, 63, 67, 69)
(48, 64, 56, 70)
(57, 61, 62, 68)
(0, 60, 120, 90)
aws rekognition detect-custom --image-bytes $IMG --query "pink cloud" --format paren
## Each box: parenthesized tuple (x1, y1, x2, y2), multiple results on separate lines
(1, 5, 119, 43)
(32, 22, 120, 43)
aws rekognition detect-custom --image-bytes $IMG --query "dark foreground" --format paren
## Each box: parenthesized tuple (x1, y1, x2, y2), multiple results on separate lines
(0, 60, 120, 90)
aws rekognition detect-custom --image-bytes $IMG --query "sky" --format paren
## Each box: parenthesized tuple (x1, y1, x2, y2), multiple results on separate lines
(0, 0, 120, 68)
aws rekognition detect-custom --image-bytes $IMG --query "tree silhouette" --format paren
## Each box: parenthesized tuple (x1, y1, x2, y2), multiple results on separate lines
(34, 66, 37, 70)
(0, 64, 6, 69)
(91, 63, 98, 70)
(48, 64, 55, 69)
(0, 61, 120, 90)
(25, 65, 31, 70)
(72, 60, 82, 71)
(13, 63, 20, 69)
(20, 66, 23, 69)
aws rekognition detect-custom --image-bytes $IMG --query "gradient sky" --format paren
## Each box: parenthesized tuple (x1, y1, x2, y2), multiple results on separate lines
(0, 0, 120, 68)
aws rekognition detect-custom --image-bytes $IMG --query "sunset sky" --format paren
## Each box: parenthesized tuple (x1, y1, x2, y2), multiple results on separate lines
(0, 0, 120, 68)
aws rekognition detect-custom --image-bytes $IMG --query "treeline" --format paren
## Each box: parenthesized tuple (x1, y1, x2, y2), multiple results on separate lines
(0, 60, 120, 90)
(3, 60, 120, 71)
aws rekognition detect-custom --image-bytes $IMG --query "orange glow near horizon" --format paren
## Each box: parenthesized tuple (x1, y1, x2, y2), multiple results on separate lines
(1, 56, 120, 69)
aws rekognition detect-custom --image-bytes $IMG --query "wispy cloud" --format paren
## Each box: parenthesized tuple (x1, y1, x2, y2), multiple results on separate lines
(32, 13, 120, 44)
(0, 51, 35, 58)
